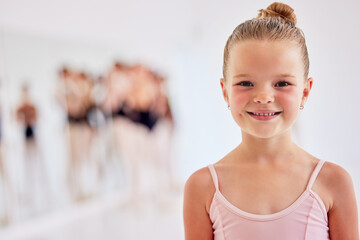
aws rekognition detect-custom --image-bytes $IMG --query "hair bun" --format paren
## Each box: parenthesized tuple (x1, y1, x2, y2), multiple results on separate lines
(257, 2, 297, 25)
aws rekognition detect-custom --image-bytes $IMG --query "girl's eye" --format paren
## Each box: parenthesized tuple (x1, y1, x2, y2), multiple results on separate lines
(238, 81, 253, 87)
(275, 81, 290, 87)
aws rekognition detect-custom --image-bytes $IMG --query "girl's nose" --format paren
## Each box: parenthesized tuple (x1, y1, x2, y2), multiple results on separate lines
(253, 92, 274, 104)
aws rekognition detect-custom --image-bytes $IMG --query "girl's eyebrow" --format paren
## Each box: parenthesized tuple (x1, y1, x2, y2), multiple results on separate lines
(233, 74, 251, 78)
(276, 74, 296, 78)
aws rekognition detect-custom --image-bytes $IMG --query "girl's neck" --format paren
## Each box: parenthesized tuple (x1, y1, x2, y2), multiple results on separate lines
(235, 131, 301, 165)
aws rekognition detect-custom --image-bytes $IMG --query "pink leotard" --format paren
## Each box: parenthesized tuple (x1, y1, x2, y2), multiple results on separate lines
(208, 159, 329, 239)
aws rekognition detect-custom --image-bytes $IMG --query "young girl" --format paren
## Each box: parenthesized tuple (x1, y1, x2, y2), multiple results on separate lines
(183, 2, 359, 239)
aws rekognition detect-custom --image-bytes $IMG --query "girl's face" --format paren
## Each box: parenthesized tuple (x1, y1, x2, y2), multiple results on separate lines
(221, 40, 313, 139)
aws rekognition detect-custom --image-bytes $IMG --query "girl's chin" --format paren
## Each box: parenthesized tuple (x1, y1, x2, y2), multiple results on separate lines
(241, 128, 291, 140)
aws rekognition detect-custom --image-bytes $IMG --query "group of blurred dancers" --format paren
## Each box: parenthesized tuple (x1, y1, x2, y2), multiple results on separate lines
(0, 62, 177, 227)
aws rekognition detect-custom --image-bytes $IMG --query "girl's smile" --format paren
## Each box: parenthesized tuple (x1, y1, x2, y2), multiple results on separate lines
(247, 110, 282, 121)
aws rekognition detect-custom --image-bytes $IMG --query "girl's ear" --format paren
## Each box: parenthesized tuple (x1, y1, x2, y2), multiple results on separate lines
(220, 78, 230, 106)
(301, 77, 313, 106)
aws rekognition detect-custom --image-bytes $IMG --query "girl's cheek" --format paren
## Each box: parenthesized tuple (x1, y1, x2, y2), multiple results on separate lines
(277, 90, 302, 109)
(231, 89, 249, 108)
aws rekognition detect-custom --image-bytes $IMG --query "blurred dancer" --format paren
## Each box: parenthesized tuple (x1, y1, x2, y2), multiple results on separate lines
(112, 64, 175, 202)
(57, 69, 94, 201)
(17, 85, 37, 141)
(16, 84, 50, 211)
(101, 63, 135, 195)
(87, 75, 115, 193)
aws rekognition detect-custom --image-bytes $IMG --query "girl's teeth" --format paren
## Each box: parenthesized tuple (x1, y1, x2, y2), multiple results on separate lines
(253, 112, 276, 116)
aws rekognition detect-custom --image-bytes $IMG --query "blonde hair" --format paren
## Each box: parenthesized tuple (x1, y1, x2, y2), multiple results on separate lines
(223, 2, 309, 80)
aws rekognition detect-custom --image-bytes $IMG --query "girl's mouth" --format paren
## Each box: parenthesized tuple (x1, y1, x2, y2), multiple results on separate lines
(247, 112, 282, 116)
(247, 111, 282, 121)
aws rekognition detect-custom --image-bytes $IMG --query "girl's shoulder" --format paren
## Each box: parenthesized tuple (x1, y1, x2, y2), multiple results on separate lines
(184, 166, 217, 213)
(185, 150, 232, 194)
(185, 167, 214, 189)
(320, 161, 352, 184)
(318, 161, 359, 237)
(316, 161, 356, 212)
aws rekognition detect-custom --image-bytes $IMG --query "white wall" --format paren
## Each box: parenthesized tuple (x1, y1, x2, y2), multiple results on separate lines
(0, 0, 359, 219)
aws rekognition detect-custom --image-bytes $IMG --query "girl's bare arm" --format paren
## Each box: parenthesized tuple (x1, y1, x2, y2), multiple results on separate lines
(183, 168, 214, 240)
(328, 163, 359, 239)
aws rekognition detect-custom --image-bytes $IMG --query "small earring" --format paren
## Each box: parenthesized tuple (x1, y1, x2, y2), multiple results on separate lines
(227, 105, 231, 110)
(299, 106, 304, 110)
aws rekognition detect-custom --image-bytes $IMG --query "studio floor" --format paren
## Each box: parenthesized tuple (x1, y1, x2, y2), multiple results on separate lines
(0, 189, 184, 240)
